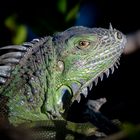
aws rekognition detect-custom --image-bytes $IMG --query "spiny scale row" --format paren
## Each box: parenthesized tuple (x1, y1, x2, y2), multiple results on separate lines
(76, 58, 120, 103)
(0, 39, 40, 84)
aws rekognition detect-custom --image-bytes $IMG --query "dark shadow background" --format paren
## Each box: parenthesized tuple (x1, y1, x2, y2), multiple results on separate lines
(0, 0, 140, 125)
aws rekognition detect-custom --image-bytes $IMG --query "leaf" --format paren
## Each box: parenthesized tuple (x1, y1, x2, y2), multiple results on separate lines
(4, 15, 17, 30)
(12, 25, 27, 44)
(57, 0, 67, 14)
(65, 4, 80, 22)
(5, 15, 27, 44)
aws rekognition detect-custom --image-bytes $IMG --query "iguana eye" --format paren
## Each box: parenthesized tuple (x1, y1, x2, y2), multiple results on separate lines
(77, 41, 90, 49)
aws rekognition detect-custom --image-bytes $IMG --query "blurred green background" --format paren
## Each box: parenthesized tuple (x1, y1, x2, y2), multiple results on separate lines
(0, 0, 139, 46)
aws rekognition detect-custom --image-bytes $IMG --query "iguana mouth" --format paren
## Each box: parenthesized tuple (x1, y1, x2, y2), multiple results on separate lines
(71, 57, 121, 103)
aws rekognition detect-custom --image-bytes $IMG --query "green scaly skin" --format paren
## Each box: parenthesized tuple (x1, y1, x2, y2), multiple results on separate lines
(0, 25, 127, 139)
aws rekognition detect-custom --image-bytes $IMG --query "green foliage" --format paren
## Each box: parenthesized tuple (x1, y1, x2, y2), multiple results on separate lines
(122, 123, 140, 140)
(57, 0, 80, 22)
(2, 1, 81, 45)
(57, 0, 67, 14)
(12, 25, 27, 45)
(4, 15, 27, 44)
(65, 4, 80, 22)
(5, 15, 17, 30)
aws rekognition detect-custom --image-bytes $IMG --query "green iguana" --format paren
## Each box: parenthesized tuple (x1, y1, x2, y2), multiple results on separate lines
(0, 25, 127, 139)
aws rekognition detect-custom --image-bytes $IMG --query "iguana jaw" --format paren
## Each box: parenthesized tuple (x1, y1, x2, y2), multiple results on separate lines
(71, 58, 120, 103)
(55, 51, 123, 117)
(55, 56, 121, 119)
(70, 34, 126, 103)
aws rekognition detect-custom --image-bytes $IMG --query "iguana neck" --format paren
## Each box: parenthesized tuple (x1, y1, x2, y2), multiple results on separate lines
(0, 36, 66, 124)
(41, 42, 69, 119)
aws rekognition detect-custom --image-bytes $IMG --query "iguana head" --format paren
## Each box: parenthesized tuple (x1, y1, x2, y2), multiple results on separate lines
(52, 25, 127, 116)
